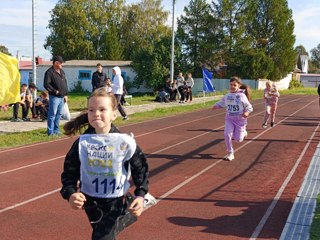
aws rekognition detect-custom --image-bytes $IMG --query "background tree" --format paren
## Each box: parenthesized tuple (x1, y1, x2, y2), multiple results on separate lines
(121, 0, 170, 60)
(0, 45, 11, 55)
(131, 36, 174, 91)
(45, 0, 124, 60)
(201, 0, 296, 80)
(310, 43, 320, 73)
(246, 0, 296, 80)
(295, 45, 308, 56)
(211, 0, 254, 77)
(176, 0, 214, 77)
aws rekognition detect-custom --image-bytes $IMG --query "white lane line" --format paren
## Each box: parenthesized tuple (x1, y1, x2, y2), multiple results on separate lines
(0, 156, 63, 175)
(0, 99, 268, 153)
(0, 189, 61, 213)
(0, 96, 305, 175)
(0, 138, 66, 154)
(0, 96, 312, 213)
(249, 100, 319, 239)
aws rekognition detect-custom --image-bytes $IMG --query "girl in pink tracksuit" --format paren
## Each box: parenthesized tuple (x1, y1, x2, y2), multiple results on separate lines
(212, 76, 253, 161)
(262, 81, 280, 128)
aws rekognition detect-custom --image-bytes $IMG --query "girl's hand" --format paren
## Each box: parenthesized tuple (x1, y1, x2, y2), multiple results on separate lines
(68, 192, 86, 210)
(128, 197, 144, 217)
(242, 111, 249, 118)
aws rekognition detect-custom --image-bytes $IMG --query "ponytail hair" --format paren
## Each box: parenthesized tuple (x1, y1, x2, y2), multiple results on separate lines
(63, 88, 118, 136)
(63, 110, 89, 136)
(230, 76, 251, 101)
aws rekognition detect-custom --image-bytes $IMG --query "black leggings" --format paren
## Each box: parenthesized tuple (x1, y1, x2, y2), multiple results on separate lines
(84, 196, 137, 240)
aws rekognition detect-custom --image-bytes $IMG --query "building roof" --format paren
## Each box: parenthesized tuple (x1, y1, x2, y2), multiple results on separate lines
(38, 60, 132, 67)
(19, 60, 32, 70)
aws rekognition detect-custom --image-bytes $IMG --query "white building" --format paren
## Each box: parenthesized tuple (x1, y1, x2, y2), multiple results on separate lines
(35, 60, 144, 93)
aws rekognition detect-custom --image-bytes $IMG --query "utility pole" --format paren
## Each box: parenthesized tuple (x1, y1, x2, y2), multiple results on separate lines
(32, 0, 37, 85)
(170, 0, 176, 82)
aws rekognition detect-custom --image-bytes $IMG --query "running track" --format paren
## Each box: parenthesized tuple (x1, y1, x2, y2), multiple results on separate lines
(0, 95, 319, 240)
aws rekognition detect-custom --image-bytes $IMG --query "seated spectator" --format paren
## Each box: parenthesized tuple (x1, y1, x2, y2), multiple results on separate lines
(164, 78, 177, 101)
(27, 83, 38, 119)
(156, 88, 170, 103)
(11, 84, 29, 122)
(35, 91, 49, 120)
(0, 105, 9, 111)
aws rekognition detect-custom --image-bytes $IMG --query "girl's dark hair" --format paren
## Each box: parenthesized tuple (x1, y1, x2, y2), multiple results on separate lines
(63, 88, 117, 136)
(230, 76, 251, 101)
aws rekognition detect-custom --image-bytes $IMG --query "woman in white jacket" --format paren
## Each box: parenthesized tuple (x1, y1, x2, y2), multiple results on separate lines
(112, 66, 128, 120)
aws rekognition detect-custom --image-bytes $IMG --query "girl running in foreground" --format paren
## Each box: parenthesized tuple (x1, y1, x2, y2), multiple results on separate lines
(60, 88, 149, 240)
(212, 76, 253, 161)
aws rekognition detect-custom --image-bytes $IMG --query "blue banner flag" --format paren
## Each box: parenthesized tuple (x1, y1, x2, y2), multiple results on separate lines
(202, 68, 214, 92)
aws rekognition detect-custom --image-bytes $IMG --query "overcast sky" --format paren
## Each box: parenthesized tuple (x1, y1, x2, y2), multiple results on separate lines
(0, 0, 319, 60)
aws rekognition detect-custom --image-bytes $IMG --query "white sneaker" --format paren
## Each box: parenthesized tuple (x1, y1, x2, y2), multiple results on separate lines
(262, 123, 267, 128)
(244, 130, 248, 139)
(224, 152, 235, 161)
(144, 193, 157, 208)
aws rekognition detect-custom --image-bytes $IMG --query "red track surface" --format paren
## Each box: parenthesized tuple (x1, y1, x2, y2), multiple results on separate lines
(0, 95, 319, 240)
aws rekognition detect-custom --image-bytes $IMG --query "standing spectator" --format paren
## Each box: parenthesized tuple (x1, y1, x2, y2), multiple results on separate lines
(120, 84, 130, 106)
(262, 81, 280, 128)
(185, 73, 194, 102)
(112, 66, 128, 120)
(318, 83, 320, 108)
(44, 55, 68, 136)
(105, 77, 113, 94)
(212, 76, 253, 161)
(11, 83, 29, 122)
(176, 72, 186, 103)
(91, 63, 107, 92)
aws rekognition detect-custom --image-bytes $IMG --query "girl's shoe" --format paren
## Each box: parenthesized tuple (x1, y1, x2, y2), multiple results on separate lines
(262, 123, 267, 128)
(224, 152, 234, 161)
(270, 122, 274, 127)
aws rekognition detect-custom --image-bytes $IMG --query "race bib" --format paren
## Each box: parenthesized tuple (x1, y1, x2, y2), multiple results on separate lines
(79, 133, 136, 198)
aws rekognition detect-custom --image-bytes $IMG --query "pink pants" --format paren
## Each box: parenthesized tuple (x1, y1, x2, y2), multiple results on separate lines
(263, 103, 277, 124)
(224, 116, 247, 153)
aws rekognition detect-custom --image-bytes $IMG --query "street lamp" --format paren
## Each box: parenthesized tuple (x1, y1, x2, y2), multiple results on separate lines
(170, 0, 176, 82)
(32, 0, 37, 86)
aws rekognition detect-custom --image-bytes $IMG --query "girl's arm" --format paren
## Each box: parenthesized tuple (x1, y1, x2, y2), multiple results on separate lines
(128, 146, 149, 216)
(212, 96, 226, 110)
(60, 140, 81, 201)
(242, 94, 253, 117)
(129, 145, 149, 198)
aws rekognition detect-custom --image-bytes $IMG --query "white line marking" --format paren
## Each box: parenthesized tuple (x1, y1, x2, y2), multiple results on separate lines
(0, 156, 63, 175)
(0, 96, 305, 175)
(0, 189, 60, 213)
(0, 98, 267, 153)
(0, 138, 66, 153)
(0, 96, 312, 215)
(249, 100, 319, 239)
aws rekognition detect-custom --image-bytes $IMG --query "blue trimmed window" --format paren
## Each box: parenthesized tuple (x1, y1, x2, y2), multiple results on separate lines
(78, 70, 91, 80)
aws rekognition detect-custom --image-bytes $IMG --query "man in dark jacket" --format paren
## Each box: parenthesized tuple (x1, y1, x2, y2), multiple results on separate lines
(44, 55, 68, 136)
(91, 63, 107, 92)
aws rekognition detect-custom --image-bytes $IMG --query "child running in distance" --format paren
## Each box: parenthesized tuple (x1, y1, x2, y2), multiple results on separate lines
(60, 88, 149, 240)
(262, 81, 280, 128)
(212, 76, 253, 161)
